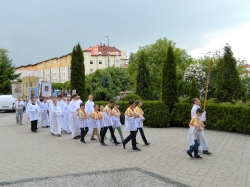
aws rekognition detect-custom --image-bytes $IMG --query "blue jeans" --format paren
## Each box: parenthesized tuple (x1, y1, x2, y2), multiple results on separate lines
(187, 140, 200, 157)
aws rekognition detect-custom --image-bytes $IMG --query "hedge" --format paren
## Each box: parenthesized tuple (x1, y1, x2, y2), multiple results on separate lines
(171, 103, 250, 134)
(95, 101, 170, 128)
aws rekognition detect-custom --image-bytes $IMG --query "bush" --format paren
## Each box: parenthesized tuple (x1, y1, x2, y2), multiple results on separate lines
(122, 93, 142, 101)
(171, 103, 250, 134)
(93, 87, 111, 101)
(95, 101, 170, 128)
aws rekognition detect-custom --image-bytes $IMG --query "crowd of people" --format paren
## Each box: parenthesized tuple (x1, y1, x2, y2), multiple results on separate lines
(13, 94, 150, 151)
(13, 95, 212, 155)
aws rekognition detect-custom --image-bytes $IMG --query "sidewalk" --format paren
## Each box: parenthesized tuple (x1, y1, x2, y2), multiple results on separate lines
(0, 112, 249, 187)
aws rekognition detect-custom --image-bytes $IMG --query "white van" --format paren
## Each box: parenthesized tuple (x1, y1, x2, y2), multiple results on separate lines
(0, 95, 16, 112)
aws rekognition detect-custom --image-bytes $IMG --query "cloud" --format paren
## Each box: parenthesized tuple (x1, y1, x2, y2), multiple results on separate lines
(189, 21, 250, 63)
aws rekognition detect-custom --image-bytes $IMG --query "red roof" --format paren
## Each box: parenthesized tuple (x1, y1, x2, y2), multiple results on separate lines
(83, 44, 121, 56)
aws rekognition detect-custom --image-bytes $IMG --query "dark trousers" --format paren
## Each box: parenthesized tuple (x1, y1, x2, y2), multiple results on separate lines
(187, 140, 200, 156)
(100, 128, 103, 137)
(31, 120, 38, 131)
(124, 131, 137, 149)
(80, 127, 89, 142)
(101, 126, 117, 143)
(136, 128, 148, 144)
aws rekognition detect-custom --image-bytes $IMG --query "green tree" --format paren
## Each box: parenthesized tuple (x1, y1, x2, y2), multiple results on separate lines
(189, 77, 200, 100)
(70, 43, 87, 100)
(0, 48, 20, 94)
(162, 45, 178, 110)
(93, 87, 111, 101)
(135, 50, 153, 100)
(215, 44, 245, 102)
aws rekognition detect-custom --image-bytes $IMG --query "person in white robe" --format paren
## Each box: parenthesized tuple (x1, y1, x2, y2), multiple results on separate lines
(85, 95, 95, 139)
(57, 97, 65, 132)
(110, 103, 124, 142)
(27, 98, 39, 132)
(39, 98, 49, 128)
(191, 98, 212, 155)
(69, 94, 81, 139)
(100, 100, 120, 146)
(62, 98, 72, 134)
(78, 103, 89, 143)
(51, 99, 62, 137)
(123, 100, 140, 151)
(26, 99, 32, 120)
(49, 98, 54, 134)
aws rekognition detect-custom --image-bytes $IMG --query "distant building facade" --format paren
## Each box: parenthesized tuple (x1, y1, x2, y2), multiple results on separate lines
(15, 44, 128, 83)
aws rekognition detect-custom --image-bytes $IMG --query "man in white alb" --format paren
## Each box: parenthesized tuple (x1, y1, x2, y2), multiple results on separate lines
(69, 94, 81, 139)
(85, 94, 97, 140)
(39, 98, 49, 128)
(191, 98, 212, 155)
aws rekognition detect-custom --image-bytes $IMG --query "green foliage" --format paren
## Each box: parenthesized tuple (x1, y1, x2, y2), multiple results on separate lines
(162, 45, 178, 110)
(93, 87, 111, 101)
(177, 69, 190, 98)
(52, 83, 63, 90)
(122, 93, 142, 101)
(128, 38, 193, 99)
(135, 50, 153, 100)
(171, 103, 250, 134)
(215, 45, 245, 103)
(241, 76, 250, 100)
(0, 48, 20, 94)
(95, 101, 170, 128)
(86, 66, 132, 98)
(189, 77, 200, 100)
(70, 43, 87, 100)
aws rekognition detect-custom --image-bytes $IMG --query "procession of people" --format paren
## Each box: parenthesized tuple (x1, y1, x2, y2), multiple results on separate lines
(13, 94, 212, 155)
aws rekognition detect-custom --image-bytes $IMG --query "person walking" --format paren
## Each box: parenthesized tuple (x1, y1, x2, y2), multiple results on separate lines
(27, 97, 38, 132)
(14, 98, 26, 125)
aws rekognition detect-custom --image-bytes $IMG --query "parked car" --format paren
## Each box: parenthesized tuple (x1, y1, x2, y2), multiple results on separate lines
(0, 95, 16, 112)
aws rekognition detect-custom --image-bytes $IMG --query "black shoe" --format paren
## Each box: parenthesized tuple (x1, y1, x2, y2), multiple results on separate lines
(42, 126, 46, 128)
(115, 142, 121, 145)
(77, 135, 80, 138)
(145, 143, 150, 146)
(74, 137, 78, 139)
(194, 155, 203, 159)
(51, 132, 54, 135)
(33, 130, 37, 133)
(46, 126, 49, 128)
(186, 151, 193, 158)
(91, 138, 96, 140)
(80, 140, 86, 144)
(132, 147, 141, 151)
(122, 141, 126, 149)
(57, 134, 61, 137)
(101, 143, 107, 146)
(203, 150, 212, 155)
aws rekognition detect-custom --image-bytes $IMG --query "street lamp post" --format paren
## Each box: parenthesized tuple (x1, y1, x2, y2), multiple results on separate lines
(106, 35, 109, 67)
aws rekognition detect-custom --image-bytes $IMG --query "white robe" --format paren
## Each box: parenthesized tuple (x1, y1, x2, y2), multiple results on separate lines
(69, 100, 80, 137)
(103, 111, 113, 127)
(39, 102, 49, 127)
(112, 116, 121, 128)
(62, 104, 71, 133)
(57, 100, 65, 130)
(27, 104, 38, 121)
(51, 105, 62, 135)
(124, 115, 137, 131)
(191, 105, 209, 150)
(49, 102, 54, 133)
(135, 116, 145, 128)
(85, 100, 94, 134)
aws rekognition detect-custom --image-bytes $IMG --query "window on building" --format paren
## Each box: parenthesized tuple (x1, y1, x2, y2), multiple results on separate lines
(90, 69, 93, 73)
(90, 60, 93, 64)
(99, 61, 102, 64)
(116, 60, 119, 64)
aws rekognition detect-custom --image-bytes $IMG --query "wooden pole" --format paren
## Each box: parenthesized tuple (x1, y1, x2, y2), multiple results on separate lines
(203, 58, 213, 111)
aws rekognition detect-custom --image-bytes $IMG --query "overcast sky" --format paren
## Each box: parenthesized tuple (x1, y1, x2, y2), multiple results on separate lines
(1, 0, 250, 67)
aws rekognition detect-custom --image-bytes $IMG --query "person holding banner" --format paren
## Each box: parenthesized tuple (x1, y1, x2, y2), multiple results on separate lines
(191, 98, 211, 155)
(14, 98, 26, 125)
(27, 97, 38, 132)
(39, 98, 49, 128)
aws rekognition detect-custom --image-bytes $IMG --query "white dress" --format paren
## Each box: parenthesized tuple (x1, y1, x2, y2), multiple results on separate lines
(27, 104, 38, 121)
(69, 100, 80, 137)
(62, 104, 71, 133)
(85, 100, 94, 134)
(39, 102, 49, 127)
(51, 105, 62, 135)
(57, 100, 65, 131)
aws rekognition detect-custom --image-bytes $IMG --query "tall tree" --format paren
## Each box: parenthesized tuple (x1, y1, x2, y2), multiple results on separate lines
(135, 50, 153, 100)
(189, 77, 200, 100)
(215, 44, 245, 102)
(70, 43, 87, 100)
(162, 45, 178, 110)
(0, 48, 20, 94)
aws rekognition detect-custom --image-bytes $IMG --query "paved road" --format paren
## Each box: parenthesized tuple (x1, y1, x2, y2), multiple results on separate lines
(0, 113, 249, 187)
(0, 111, 15, 118)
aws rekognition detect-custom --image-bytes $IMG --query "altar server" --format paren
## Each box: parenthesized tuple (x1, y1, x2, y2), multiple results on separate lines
(110, 103, 124, 143)
(89, 104, 101, 142)
(62, 98, 72, 134)
(135, 100, 150, 146)
(100, 100, 121, 146)
(78, 103, 89, 143)
(85, 95, 96, 140)
(51, 99, 62, 137)
(122, 100, 141, 151)
(191, 98, 211, 155)
(27, 97, 39, 132)
(39, 98, 49, 128)
(69, 94, 81, 139)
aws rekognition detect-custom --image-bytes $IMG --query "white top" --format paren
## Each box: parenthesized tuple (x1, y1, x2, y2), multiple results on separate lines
(14, 101, 26, 110)
(40, 102, 49, 113)
(85, 100, 94, 116)
(27, 103, 38, 121)
(69, 100, 79, 116)
(191, 104, 206, 122)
